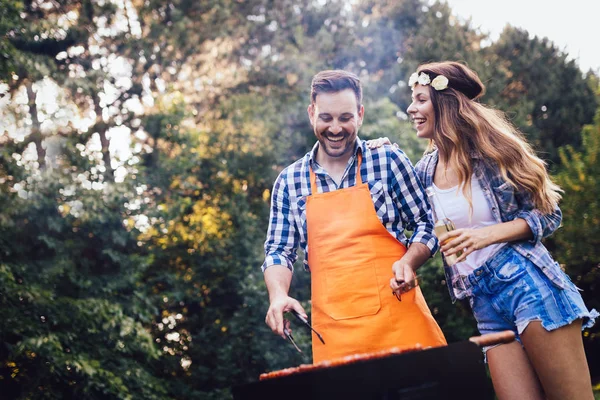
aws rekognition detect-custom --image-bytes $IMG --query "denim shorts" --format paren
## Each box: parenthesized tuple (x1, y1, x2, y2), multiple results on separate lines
(454, 246, 598, 354)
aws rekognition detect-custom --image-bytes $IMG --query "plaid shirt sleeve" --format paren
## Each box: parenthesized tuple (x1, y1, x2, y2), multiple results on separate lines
(389, 149, 439, 255)
(261, 170, 299, 272)
(514, 189, 563, 244)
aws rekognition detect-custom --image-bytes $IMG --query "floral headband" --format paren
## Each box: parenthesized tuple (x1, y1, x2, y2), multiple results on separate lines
(408, 72, 449, 91)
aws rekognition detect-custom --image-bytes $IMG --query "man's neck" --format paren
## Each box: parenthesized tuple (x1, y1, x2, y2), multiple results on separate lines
(315, 146, 354, 186)
(316, 151, 350, 169)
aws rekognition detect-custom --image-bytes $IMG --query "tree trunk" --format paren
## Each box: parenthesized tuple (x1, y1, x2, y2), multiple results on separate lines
(25, 82, 46, 170)
(93, 94, 114, 182)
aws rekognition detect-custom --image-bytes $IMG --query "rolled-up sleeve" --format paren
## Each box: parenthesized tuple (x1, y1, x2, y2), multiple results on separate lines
(390, 150, 439, 256)
(261, 172, 299, 272)
(515, 204, 562, 244)
(513, 184, 562, 243)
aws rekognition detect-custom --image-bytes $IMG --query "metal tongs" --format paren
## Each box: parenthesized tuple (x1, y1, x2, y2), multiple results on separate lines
(283, 310, 326, 353)
(283, 327, 302, 352)
(290, 310, 325, 345)
(392, 276, 420, 301)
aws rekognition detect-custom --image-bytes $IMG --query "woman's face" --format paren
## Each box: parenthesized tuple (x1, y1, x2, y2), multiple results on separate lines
(406, 84, 434, 140)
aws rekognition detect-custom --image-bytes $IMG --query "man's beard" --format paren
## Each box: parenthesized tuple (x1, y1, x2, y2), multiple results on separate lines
(318, 130, 356, 158)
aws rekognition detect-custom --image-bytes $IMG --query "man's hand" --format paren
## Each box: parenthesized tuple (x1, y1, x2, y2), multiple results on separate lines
(390, 260, 417, 294)
(265, 295, 307, 339)
(389, 243, 430, 294)
(263, 265, 307, 338)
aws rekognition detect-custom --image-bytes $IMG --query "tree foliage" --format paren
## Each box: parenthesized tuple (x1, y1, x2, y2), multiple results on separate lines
(0, 163, 167, 399)
(486, 27, 598, 165)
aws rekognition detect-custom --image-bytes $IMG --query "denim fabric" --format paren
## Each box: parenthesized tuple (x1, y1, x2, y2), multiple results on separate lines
(415, 149, 564, 302)
(455, 246, 598, 350)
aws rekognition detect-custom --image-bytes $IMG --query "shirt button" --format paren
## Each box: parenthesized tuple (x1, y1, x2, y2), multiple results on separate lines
(492, 207, 497, 211)
(527, 254, 532, 258)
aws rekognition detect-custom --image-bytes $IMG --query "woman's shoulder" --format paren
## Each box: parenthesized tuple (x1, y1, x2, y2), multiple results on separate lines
(472, 155, 503, 180)
(415, 149, 437, 170)
(413, 150, 438, 187)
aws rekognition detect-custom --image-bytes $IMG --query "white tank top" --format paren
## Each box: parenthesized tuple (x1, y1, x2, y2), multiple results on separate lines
(432, 174, 505, 276)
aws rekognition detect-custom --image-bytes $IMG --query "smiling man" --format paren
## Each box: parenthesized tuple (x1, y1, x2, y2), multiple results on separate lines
(262, 70, 447, 363)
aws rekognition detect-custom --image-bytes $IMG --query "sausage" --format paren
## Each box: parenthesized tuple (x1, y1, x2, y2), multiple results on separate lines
(469, 330, 516, 347)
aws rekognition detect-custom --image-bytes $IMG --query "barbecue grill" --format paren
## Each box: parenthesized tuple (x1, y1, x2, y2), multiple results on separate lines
(233, 333, 514, 400)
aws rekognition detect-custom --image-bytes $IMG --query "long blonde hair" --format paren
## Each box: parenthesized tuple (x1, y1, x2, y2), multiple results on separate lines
(417, 61, 562, 214)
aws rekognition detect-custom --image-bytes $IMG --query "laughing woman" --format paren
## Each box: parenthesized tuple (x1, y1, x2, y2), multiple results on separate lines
(370, 61, 597, 400)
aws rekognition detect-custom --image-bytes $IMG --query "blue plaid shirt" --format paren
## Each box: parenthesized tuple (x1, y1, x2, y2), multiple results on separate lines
(415, 149, 565, 301)
(262, 138, 438, 272)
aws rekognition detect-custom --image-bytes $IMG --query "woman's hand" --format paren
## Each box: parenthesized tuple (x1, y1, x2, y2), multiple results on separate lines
(438, 227, 493, 263)
(439, 220, 532, 263)
(366, 137, 397, 149)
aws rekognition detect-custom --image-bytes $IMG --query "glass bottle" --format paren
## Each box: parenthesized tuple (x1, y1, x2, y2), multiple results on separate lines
(425, 186, 462, 266)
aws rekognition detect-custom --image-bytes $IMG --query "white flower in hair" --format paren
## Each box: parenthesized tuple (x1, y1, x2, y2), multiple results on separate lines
(408, 71, 449, 91)
(431, 75, 449, 91)
(417, 73, 431, 86)
(408, 72, 419, 89)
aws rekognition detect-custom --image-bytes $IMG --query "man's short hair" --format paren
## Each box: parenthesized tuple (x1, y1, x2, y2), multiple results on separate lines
(310, 70, 362, 109)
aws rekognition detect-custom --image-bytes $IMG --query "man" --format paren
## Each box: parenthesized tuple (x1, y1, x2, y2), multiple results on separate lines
(262, 70, 446, 363)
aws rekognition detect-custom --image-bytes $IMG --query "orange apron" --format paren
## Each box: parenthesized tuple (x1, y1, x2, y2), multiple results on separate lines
(307, 154, 447, 363)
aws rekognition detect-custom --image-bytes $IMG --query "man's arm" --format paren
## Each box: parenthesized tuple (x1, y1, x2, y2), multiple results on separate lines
(388, 149, 438, 290)
(389, 148, 438, 255)
(262, 172, 307, 338)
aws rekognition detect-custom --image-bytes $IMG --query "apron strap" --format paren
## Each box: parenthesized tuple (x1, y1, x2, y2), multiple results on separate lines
(356, 153, 363, 184)
(309, 152, 363, 191)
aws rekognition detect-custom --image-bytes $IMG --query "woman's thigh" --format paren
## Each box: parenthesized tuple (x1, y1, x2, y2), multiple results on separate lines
(486, 341, 544, 400)
(520, 320, 593, 400)
(468, 248, 596, 399)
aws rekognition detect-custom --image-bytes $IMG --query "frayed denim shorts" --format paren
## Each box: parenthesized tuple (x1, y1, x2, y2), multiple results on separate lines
(453, 246, 598, 354)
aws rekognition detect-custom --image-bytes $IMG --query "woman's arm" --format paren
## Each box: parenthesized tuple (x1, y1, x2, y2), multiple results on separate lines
(513, 190, 562, 243)
(439, 219, 532, 263)
(439, 184, 562, 263)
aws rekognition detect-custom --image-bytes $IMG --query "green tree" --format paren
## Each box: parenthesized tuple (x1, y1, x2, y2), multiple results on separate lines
(0, 2, 174, 397)
(0, 159, 169, 399)
(486, 26, 598, 165)
(0, 0, 24, 78)
(132, 93, 312, 398)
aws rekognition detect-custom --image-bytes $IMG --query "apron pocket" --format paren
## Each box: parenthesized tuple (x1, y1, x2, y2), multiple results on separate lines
(324, 262, 381, 320)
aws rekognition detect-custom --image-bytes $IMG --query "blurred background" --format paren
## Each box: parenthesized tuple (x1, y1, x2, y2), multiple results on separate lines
(0, 0, 599, 398)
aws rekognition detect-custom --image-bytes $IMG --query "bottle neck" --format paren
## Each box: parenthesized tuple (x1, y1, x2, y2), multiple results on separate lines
(428, 195, 439, 222)
(426, 186, 448, 222)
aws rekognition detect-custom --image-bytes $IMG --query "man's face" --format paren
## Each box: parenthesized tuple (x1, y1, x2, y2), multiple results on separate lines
(308, 89, 364, 160)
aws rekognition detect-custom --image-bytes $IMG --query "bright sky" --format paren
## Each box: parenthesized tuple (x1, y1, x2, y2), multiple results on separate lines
(441, 0, 600, 73)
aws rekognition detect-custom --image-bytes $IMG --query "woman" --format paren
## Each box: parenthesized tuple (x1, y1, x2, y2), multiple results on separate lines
(370, 61, 597, 399)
